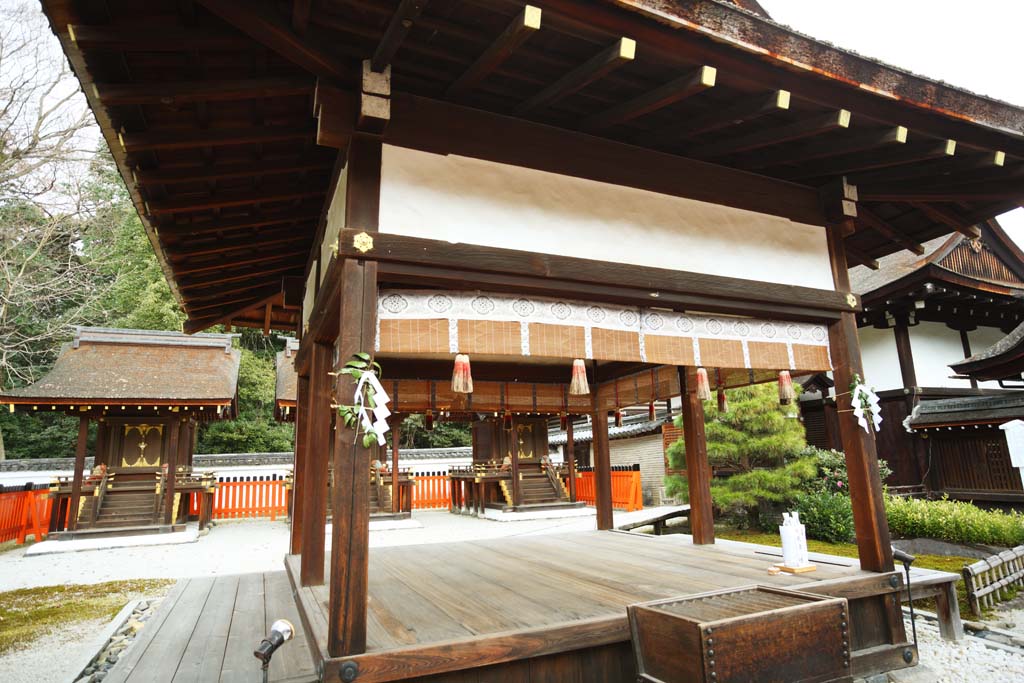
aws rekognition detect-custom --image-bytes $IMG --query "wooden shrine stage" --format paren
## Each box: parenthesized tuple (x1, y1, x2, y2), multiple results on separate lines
(106, 531, 961, 683)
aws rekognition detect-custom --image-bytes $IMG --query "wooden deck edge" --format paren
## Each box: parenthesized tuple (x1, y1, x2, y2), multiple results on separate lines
(285, 554, 329, 679)
(850, 642, 918, 677)
(322, 615, 631, 683)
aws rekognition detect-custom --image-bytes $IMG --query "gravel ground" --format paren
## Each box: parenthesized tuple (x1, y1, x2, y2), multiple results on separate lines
(913, 616, 1024, 682)
(0, 617, 109, 683)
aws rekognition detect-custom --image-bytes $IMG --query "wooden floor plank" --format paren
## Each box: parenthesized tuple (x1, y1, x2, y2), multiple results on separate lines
(105, 580, 190, 683)
(219, 573, 267, 683)
(172, 575, 239, 683)
(126, 577, 216, 683)
(264, 571, 318, 682)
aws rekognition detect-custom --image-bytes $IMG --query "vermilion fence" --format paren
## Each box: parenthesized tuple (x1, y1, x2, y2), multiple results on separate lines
(0, 487, 51, 544)
(412, 473, 450, 509)
(570, 468, 643, 512)
(185, 476, 289, 520)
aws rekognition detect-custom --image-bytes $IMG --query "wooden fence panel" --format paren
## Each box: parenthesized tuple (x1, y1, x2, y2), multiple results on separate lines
(963, 545, 1024, 616)
(412, 474, 450, 510)
(0, 489, 51, 544)
(566, 470, 643, 511)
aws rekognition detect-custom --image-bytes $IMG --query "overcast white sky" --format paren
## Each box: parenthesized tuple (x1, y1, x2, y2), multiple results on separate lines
(759, 0, 1024, 241)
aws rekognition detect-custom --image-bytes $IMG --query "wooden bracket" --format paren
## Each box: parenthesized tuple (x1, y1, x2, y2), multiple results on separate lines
(359, 60, 391, 134)
(820, 176, 858, 223)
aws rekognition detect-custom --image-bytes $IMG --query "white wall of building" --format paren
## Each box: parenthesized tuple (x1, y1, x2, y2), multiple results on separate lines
(379, 145, 835, 290)
(859, 321, 1004, 391)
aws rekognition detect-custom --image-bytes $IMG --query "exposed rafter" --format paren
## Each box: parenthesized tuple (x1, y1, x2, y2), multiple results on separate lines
(653, 89, 790, 144)
(119, 126, 312, 153)
(93, 78, 313, 106)
(785, 139, 956, 181)
(133, 157, 333, 187)
(581, 65, 716, 132)
(743, 126, 907, 171)
(371, 0, 429, 72)
(445, 5, 541, 98)
(146, 187, 324, 215)
(686, 109, 850, 160)
(513, 37, 635, 115)
(910, 202, 983, 239)
(856, 206, 925, 255)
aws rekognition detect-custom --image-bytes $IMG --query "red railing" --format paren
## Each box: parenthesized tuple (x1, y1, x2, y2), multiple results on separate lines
(0, 489, 51, 544)
(412, 474, 450, 510)
(185, 478, 288, 520)
(570, 470, 643, 512)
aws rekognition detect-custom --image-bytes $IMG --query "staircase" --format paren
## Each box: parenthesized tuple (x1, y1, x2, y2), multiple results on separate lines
(519, 470, 565, 506)
(369, 482, 392, 514)
(77, 470, 165, 530)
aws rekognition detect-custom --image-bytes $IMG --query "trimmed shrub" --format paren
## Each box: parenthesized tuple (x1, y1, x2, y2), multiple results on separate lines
(795, 492, 855, 543)
(885, 495, 1024, 547)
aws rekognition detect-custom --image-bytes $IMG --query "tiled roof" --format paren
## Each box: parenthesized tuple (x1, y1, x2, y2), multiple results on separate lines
(0, 327, 240, 403)
(908, 393, 1024, 428)
(549, 417, 667, 445)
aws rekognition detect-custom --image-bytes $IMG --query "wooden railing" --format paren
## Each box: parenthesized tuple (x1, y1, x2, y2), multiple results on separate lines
(569, 468, 643, 512)
(216, 479, 286, 520)
(0, 487, 51, 544)
(963, 545, 1024, 616)
(412, 473, 450, 510)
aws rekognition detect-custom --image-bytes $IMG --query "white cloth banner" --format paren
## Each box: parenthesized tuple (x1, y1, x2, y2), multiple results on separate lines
(354, 371, 391, 446)
(851, 383, 882, 434)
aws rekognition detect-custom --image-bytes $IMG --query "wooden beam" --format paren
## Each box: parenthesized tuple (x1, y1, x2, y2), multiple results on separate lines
(178, 262, 301, 291)
(119, 125, 311, 153)
(445, 5, 541, 98)
(182, 289, 284, 334)
(858, 177, 1024, 203)
(848, 150, 1008, 187)
(566, 418, 577, 502)
(196, 0, 349, 80)
(845, 244, 880, 270)
(67, 416, 89, 531)
(300, 343, 332, 586)
(826, 222, 895, 573)
(787, 140, 956, 181)
(335, 228, 855, 314)
(592, 409, 613, 530)
(680, 367, 714, 544)
(654, 89, 789, 143)
(371, 0, 429, 72)
(513, 37, 635, 114)
(894, 318, 917, 389)
(910, 202, 983, 239)
(687, 109, 851, 160)
(744, 125, 907, 171)
(134, 158, 332, 187)
(146, 187, 323, 215)
(292, 0, 311, 33)
(155, 208, 322, 237)
(263, 302, 273, 336)
(166, 231, 308, 259)
(390, 417, 403, 513)
(581, 65, 716, 131)
(67, 24, 251, 51)
(94, 78, 312, 106)
(856, 205, 925, 255)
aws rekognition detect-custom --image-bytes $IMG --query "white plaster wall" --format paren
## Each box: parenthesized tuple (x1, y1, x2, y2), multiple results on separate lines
(858, 326, 903, 392)
(379, 145, 835, 290)
(911, 321, 975, 388)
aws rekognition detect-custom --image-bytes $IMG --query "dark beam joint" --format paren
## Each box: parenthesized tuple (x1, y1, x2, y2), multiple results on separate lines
(581, 65, 716, 132)
(445, 5, 541, 98)
(358, 61, 391, 134)
(371, 0, 429, 72)
(819, 176, 858, 223)
(513, 37, 635, 115)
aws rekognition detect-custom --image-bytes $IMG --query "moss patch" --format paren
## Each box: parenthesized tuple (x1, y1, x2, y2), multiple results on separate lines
(717, 528, 977, 617)
(0, 579, 174, 656)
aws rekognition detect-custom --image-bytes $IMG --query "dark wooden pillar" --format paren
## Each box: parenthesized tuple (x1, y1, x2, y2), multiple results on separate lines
(301, 343, 332, 586)
(290, 374, 310, 556)
(326, 123, 383, 657)
(959, 329, 979, 389)
(510, 417, 522, 507)
(680, 367, 715, 544)
(67, 415, 90, 531)
(327, 258, 378, 657)
(893, 317, 917, 389)
(566, 417, 577, 502)
(592, 411, 613, 530)
(94, 419, 108, 468)
(827, 222, 895, 573)
(390, 416, 403, 513)
(163, 416, 180, 525)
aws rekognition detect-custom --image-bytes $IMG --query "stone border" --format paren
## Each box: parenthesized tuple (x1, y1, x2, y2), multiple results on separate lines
(70, 599, 140, 683)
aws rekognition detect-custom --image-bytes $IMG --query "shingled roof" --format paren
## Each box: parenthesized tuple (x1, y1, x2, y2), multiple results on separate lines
(0, 327, 240, 406)
(275, 338, 299, 421)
